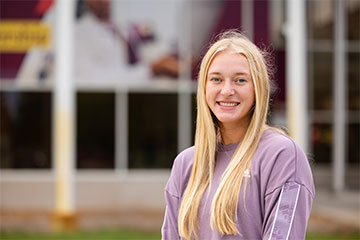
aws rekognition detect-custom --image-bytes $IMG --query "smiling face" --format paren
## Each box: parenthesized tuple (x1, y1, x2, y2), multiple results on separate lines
(205, 50, 255, 130)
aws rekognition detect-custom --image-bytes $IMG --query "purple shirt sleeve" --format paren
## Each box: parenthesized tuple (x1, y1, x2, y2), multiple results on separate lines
(162, 189, 181, 240)
(161, 147, 193, 240)
(261, 135, 315, 240)
(263, 182, 313, 240)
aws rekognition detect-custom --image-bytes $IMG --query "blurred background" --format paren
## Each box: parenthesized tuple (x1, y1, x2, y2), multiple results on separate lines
(0, 0, 359, 239)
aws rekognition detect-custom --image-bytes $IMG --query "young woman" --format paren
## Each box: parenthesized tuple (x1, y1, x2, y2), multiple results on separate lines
(161, 31, 315, 240)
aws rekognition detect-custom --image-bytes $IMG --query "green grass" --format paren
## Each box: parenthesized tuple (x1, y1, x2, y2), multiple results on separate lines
(306, 232, 360, 240)
(1, 230, 359, 240)
(0, 229, 161, 240)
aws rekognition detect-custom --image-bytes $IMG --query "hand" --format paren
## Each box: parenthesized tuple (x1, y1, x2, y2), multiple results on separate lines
(151, 55, 180, 78)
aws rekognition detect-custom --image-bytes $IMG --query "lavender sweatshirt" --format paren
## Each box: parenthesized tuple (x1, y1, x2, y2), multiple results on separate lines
(162, 129, 315, 240)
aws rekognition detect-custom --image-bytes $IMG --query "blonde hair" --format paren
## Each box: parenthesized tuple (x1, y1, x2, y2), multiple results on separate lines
(178, 30, 271, 239)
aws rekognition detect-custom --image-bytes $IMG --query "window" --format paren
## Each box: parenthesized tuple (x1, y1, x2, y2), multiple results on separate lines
(0, 92, 52, 168)
(128, 93, 178, 169)
(77, 93, 115, 169)
(307, 0, 360, 167)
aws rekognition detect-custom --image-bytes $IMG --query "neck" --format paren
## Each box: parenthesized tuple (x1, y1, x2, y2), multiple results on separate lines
(219, 122, 248, 145)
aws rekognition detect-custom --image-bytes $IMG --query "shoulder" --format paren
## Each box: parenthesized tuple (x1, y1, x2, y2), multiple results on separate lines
(255, 128, 315, 196)
(76, 13, 105, 34)
(256, 128, 306, 162)
(165, 146, 195, 198)
(172, 146, 195, 172)
(259, 128, 298, 150)
(175, 146, 195, 162)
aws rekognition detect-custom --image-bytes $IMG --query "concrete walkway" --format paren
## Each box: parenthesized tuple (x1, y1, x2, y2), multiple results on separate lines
(308, 190, 360, 234)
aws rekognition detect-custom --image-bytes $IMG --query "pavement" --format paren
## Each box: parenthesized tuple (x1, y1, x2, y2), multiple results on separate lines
(308, 190, 360, 234)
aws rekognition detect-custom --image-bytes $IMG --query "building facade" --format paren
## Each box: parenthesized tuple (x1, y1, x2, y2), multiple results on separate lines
(0, 0, 359, 231)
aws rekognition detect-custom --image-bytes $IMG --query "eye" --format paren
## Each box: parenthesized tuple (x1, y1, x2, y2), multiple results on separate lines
(210, 77, 221, 83)
(236, 78, 246, 83)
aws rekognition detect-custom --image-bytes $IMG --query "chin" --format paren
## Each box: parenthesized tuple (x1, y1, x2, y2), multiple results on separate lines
(216, 114, 250, 126)
(217, 118, 240, 125)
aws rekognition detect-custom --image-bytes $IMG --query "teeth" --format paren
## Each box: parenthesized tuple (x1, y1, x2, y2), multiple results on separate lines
(219, 102, 238, 107)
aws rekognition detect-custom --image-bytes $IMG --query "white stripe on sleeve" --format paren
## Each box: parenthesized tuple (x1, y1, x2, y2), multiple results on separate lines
(268, 182, 301, 240)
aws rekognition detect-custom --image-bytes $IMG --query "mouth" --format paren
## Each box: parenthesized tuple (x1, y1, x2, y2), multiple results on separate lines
(216, 101, 240, 107)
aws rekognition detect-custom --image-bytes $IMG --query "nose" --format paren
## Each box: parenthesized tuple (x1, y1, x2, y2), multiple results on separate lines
(220, 81, 235, 96)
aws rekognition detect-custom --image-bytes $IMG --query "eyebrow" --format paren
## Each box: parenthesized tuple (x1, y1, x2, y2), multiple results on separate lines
(208, 72, 250, 76)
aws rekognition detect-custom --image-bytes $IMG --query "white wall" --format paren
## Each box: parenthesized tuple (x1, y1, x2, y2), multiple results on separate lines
(0, 170, 169, 210)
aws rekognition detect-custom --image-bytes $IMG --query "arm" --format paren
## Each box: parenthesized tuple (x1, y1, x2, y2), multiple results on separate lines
(161, 147, 194, 240)
(261, 135, 315, 240)
(263, 182, 314, 240)
(161, 152, 184, 240)
(161, 189, 181, 240)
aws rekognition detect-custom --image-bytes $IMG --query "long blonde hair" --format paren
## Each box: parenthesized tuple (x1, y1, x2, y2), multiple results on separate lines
(178, 30, 271, 239)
